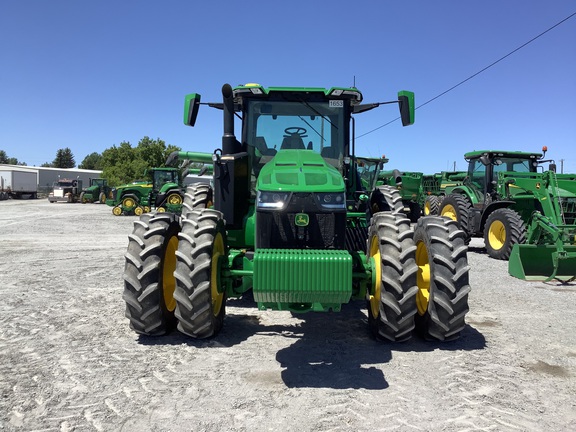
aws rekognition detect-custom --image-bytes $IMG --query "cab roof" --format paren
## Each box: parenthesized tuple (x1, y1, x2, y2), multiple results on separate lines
(464, 150, 543, 160)
(232, 83, 363, 104)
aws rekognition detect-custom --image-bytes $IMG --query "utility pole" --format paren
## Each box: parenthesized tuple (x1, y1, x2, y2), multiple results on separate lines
(559, 159, 564, 173)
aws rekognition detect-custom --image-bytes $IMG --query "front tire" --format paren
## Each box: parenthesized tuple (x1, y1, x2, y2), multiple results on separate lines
(123, 213, 181, 335)
(484, 208, 526, 260)
(173, 209, 227, 338)
(413, 217, 471, 341)
(424, 195, 440, 216)
(439, 194, 473, 237)
(367, 212, 418, 342)
(370, 185, 404, 214)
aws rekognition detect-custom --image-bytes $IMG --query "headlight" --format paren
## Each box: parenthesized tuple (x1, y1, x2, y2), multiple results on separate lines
(257, 191, 290, 209)
(315, 192, 346, 209)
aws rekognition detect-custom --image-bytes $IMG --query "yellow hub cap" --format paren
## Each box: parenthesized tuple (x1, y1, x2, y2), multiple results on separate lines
(488, 220, 506, 250)
(368, 235, 382, 318)
(123, 197, 135, 208)
(441, 204, 458, 221)
(168, 194, 183, 205)
(134, 206, 144, 216)
(415, 241, 431, 316)
(211, 232, 225, 316)
(157, 207, 166, 213)
(162, 236, 178, 312)
(112, 206, 122, 216)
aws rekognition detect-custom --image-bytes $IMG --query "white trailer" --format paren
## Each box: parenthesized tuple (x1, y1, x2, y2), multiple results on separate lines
(0, 166, 38, 199)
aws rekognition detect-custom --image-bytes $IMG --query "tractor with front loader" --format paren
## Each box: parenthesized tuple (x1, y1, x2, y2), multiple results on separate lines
(123, 83, 471, 342)
(437, 148, 576, 281)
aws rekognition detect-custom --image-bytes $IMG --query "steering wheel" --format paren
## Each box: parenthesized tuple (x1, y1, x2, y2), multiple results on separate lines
(284, 127, 307, 137)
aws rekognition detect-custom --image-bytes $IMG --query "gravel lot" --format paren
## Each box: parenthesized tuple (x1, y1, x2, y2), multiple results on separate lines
(1, 198, 575, 432)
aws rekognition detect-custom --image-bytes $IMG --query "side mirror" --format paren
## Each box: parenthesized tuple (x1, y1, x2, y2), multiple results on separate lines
(549, 163, 557, 172)
(184, 93, 201, 126)
(479, 155, 491, 166)
(397, 90, 415, 126)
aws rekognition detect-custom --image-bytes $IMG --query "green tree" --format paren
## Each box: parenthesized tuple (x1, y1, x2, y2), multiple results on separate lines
(100, 137, 180, 186)
(52, 147, 75, 168)
(0, 150, 25, 165)
(79, 152, 104, 170)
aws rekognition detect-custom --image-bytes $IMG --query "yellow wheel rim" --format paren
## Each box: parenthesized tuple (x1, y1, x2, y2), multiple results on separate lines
(162, 235, 178, 312)
(157, 207, 166, 213)
(424, 201, 431, 215)
(441, 204, 458, 221)
(112, 206, 122, 216)
(415, 241, 431, 316)
(168, 194, 183, 205)
(211, 232, 225, 316)
(134, 206, 144, 216)
(123, 197, 135, 208)
(368, 235, 382, 318)
(144, 206, 151, 213)
(488, 220, 506, 250)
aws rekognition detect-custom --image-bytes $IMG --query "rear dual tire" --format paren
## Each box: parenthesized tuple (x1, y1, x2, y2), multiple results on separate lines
(413, 217, 471, 341)
(123, 213, 180, 335)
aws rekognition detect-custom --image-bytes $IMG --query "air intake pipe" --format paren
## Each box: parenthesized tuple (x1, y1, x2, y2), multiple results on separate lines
(222, 83, 241, 155)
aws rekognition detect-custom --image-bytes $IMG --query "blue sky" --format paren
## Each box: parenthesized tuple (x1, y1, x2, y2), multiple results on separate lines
(1, 1, 575, 174)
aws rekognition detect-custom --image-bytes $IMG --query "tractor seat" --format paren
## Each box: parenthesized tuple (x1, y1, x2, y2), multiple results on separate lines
(280, 135, 305, 150)
(254, 136, 277, 156)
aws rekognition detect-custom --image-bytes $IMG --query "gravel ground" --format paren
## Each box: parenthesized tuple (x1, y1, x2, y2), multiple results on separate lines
(1, 198, 575, 432)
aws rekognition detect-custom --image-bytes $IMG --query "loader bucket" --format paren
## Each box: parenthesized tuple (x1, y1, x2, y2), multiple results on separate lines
(509, 243, 576, 282)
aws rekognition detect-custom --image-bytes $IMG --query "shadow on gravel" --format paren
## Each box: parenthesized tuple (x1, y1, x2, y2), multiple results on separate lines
(274, 303, 487, 389)
(137, 299, 486, 390)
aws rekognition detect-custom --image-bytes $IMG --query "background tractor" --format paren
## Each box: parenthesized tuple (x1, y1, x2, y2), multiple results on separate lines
(437, 148, 576, 281)
(106, 180, 152, 216)
(106, 167, 187, 216)
(123, 83, 471, 342)
(80, 178, 110, 204)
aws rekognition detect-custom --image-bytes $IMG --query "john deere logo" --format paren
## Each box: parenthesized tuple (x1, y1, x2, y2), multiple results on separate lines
(295, 213, 309, 227)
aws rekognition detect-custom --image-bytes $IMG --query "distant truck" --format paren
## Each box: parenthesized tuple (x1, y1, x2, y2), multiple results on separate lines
(0, 166, 38, 199)
(48, 178, 83, 203)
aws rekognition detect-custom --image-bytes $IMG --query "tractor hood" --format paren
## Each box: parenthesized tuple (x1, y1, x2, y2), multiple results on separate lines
(257, 150, 344, 193)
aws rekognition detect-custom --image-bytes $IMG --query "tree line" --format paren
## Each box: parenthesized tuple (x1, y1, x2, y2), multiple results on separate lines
(1, 137, 181, 187)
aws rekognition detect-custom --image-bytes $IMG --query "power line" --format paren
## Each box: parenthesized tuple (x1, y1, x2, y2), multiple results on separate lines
(357, 11, 576, 139)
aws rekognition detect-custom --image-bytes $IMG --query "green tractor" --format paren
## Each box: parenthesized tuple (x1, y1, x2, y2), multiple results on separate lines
(147, 167, 186, 214)
(106, 167, 196, 216)
(123, 83, 471, 342)
(106, 180, 153, 216)
(438, 148, 576, 281)
(80, 178, 111, 204)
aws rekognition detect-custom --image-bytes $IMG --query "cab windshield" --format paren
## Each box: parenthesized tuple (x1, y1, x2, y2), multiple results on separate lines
(245, 99, 346, 170)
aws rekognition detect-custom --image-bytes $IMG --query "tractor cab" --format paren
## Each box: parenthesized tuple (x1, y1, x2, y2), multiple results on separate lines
(464, 150, 543, 205)
(184, 84, 414, 243)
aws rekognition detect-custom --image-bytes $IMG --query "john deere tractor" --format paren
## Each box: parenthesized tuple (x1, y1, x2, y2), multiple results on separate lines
(123, 83, 471, 342)
(107, 167, 188, 216)
(438, 148, 576, 281)
(80, 178, 110, 204)
(106, 180, 152, 216)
